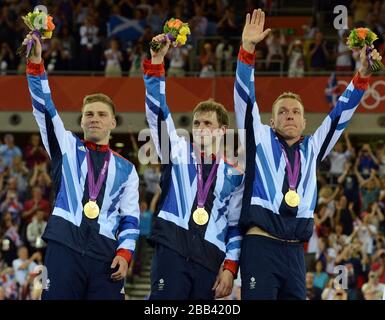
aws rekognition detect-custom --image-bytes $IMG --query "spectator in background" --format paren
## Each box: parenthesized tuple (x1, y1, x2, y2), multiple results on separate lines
(0, 42, 15, 75)
(22, 186, 51, 225)
(217, 6, 238, 38)
(28, 163, 52, 200)
(309, 31, 329, 72)
(371, 250, 385, 284)
(128, 42, 147, 77)
(43, 39, 65, 72)
(26, 209, 47, 256)
(374, 141, 385, 177)
(147, 3, 166, 34)
(143, 164, 160, 206)
(355, 168, 381, 213)
(59, 25, 76, 70)
(167, 46, 189, 77)
(12, 247, 41, 299)
(104, 38, 123, 77)
(335, 29, 353, 72)
(0, 134, 22, 169)
(335, 196, 356, 236)
(0, 178, 23, 223)
(352, 0, 372, 25)
(287, 39, 305, 78)
(306, 272, 322, 300)
(313, 259, 329, 291)
(0, 212, 22, 267)
(79, 15, 100, 71)
(328, 131, 354, 185)
(199, 42, 215, 77)
(356, 144, 379, 179)
(9, 157, 28, 197)
(338, 162, 360, 214)
(0, 286, 4, 300)
(361, 270, 385, 300)
(215, 40, 234, 74)
(23, 134, 49, 170)
(190, 5, 208, 40)
(265, 29, 285, 72)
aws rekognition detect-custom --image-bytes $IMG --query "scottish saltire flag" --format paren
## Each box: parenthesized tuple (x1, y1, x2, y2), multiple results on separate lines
(325, 72, 340, 108)
(107, 15, 146, 42)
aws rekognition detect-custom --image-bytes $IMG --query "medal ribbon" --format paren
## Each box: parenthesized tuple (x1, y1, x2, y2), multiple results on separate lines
(280, 146, 300, 191)
(86, 149, 111, 201)
(196, 161, 219, 208)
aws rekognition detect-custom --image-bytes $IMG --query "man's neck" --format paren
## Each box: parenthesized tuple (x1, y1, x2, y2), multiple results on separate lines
(284, 137, 301, 147)
(84, 137, 109, 146)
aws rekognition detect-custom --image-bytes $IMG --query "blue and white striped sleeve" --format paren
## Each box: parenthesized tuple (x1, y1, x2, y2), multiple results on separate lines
(223, 176, 244, 277)
(116, 165, 140, 259)
(311, 73, 369, 164)
(234, 46, 264, 148)
(143, 59, 181, 161)
(26, 60, 73, 159)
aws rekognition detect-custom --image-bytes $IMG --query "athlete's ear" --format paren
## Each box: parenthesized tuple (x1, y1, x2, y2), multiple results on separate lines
(270, 118, 276, 129)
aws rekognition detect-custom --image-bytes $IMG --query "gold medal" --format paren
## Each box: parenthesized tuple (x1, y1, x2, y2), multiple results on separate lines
(192, 207, 209, 225)
(84, 200, 100, 219)
(284, 190, 300, 207)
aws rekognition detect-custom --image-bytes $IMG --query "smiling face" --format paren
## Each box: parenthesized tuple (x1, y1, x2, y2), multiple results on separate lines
(270, 95, 306, 145)
(81, 102, 116, 145)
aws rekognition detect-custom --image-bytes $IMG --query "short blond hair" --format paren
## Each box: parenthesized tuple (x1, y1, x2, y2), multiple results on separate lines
(192, 99, 229, 127)
(82, 93, 116, 116)
(272, 92, 304, 116)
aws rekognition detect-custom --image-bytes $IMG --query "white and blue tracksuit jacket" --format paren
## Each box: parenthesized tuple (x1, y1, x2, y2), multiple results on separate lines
(234, 47, 369, 241)
(26, 61, 140, 262)
(143, 60, 244, 274)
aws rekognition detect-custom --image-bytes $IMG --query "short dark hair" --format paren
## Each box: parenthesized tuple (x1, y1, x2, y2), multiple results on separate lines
(82, 93, 116, 116)
(192, 99, 229, 127)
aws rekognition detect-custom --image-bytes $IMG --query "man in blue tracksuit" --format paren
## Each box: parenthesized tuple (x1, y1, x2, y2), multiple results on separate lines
(143, 34, 244, 300)
(235, 9, 381, 299)
(23, 33, 140, 300)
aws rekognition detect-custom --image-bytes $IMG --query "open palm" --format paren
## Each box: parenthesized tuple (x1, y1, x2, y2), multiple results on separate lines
(242, 9, 271, 47)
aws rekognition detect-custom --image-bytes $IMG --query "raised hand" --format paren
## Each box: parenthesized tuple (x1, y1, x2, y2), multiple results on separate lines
(22, 32, 42, 64)
(242, 9, 271, 53)
(359, 45, 382, 77)
(151, 34, 171, 64)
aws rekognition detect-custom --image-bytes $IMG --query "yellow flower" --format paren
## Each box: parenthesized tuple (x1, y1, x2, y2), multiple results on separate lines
(176, 34, 187, 45)
(42, 31, 53, 39)
(179, 25, 190, 36)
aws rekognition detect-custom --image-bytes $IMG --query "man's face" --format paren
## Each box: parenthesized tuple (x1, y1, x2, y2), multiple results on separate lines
(81, 102, 116, 144)
(270, 98, 306, 142)
(192, 111, 225, 153)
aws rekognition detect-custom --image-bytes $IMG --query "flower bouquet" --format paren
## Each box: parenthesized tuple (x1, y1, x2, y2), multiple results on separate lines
(17, 8, 55, 57)
(150, 18, 190, 52)
(347, 27, 384, 72)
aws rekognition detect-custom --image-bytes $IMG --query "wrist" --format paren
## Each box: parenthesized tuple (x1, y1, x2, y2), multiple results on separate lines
(242, 41, 255, 54)
(358, 68, 371, 78)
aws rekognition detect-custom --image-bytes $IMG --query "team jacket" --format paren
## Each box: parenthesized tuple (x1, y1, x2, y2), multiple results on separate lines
(26, 60, 140, 263)
(234, 46, 369, 241)
(143, 60, 244, 275)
